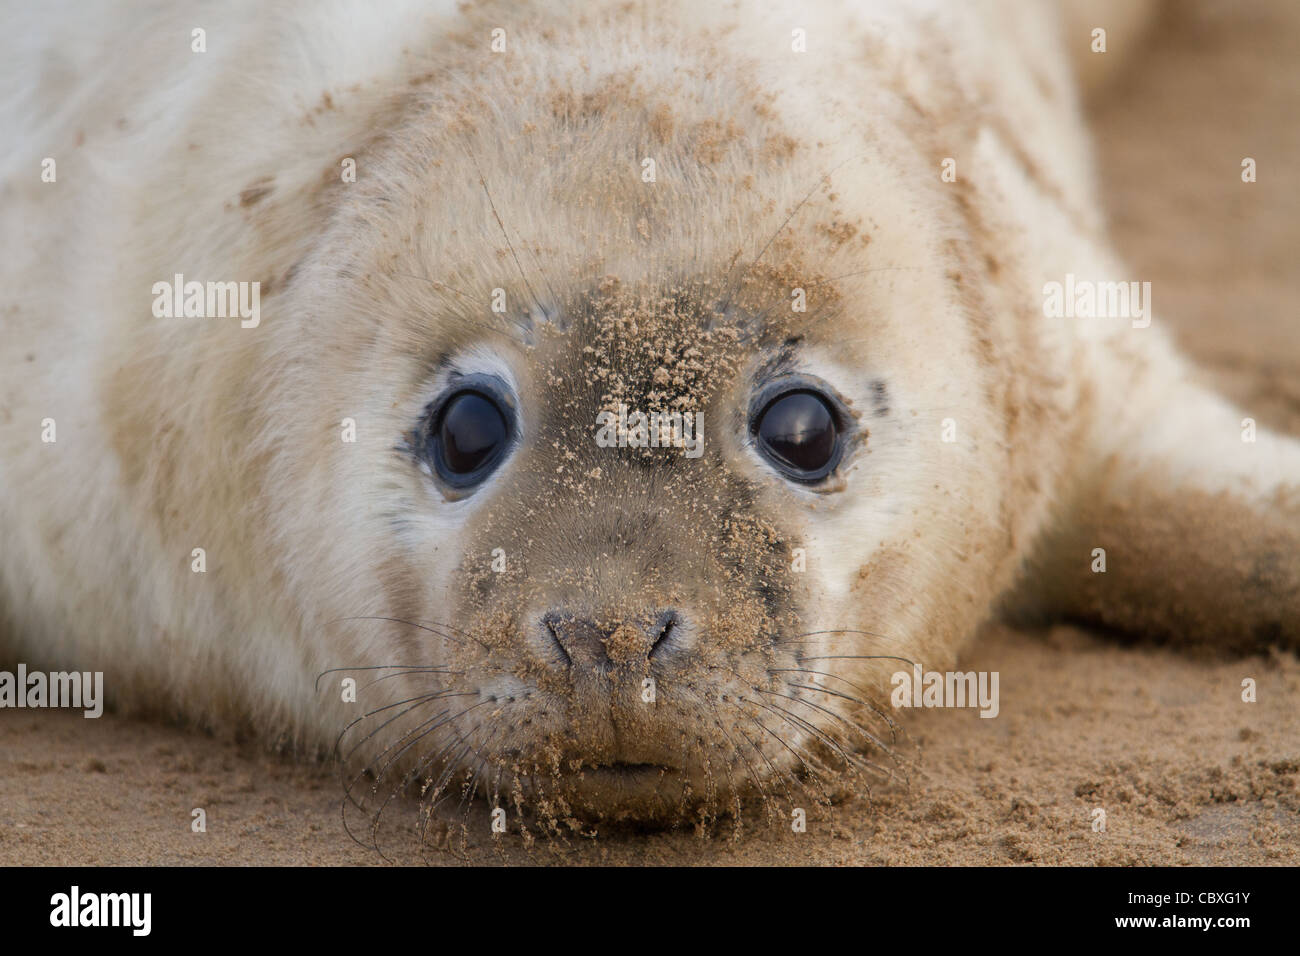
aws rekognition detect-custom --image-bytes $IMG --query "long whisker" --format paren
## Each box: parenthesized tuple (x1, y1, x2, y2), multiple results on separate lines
(340, 699, 461, 838)
(726, 698, 835, 809)
(721, 153, 865, 313)
(335, 688, 473, 765)
(336, 693, 445, 781)
(780, 625, 911, 646)
(369, 697, 493, 804)
(771, 670, 903, 748)
(759, 685, 901, 776)
(327, 615, 486, 651)
(744, 694, 863, 779)
(464, 142, 550, 322)
(365, 698, 498, 855)
(338, 696, 461, 850)
(454, 716, 508, 822)
(316, 662, 453, 693)
(681, 685, 773, 830)
(359, 667, 462, 691)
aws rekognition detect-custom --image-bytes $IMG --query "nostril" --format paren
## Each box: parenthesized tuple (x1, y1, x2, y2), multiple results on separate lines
(541, 610, 682, 668)
(648, 610, 679, 660)
(542, 613, 574, 667)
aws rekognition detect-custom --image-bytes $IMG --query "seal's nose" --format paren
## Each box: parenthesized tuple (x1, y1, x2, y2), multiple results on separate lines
(542, 610, 679, 669)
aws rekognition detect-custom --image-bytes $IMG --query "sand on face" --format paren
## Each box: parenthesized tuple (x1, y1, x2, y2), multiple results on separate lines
(2, 0, 1298, 865)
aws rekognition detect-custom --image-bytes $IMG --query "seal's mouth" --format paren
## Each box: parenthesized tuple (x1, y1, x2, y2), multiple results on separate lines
(556, 761, 686, 818)
(566, 760, 682, 795)
(585, 761, 668, 779)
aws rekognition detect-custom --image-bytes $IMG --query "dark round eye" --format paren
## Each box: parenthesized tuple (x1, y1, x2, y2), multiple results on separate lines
(431, 390, 510, 486)
(754, 390, 841, 482)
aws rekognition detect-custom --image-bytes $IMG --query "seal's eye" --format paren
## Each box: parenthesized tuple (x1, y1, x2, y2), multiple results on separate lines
(754, 389, 841, 482)
(431, 390, 510, 486)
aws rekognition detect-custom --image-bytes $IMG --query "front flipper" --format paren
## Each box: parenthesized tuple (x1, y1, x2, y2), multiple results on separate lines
(1033, 327, 1300, 653)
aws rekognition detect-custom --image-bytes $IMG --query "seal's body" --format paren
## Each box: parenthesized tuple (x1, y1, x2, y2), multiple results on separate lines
(2, 0, 1297, 823)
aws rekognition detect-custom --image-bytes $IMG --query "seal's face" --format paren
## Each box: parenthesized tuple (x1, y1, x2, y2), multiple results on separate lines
(404, 284, 871, 819)
(264, 18, 1026, 825)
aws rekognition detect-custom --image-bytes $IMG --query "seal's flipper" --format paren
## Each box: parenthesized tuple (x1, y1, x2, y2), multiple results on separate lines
(1034, 335, 1300, 653)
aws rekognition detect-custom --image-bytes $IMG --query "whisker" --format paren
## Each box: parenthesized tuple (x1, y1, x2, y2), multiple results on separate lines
(454, 716, 508, 822)
(782, 626, 906, 645)
(359, 667, 462, 691)
(340, 701, 457, 830)
(759, 685, 901, 776)
(770, 668, 902, 746)
(464, 141, 550, 322)
(328, 615, 494, 654)
(315, 662, 454, 694)
(388, 271, 479, 305)
(681, 685, 773, 830)
(368, 698, 493, 804)
(725, 698, 835, 809)
(335, 689, 473, 765)
(721, 153, 865, 314)
(365, 698, 498, 854)
(744, 694, 863, 779)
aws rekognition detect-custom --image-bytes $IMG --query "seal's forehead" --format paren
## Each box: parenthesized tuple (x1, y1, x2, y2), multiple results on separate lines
(512, 257, 848, 351)
(398, 259, 868, 422)
(525, 280, 752, 410)
(428, 271, 845, 415)
(378, 258, 855, 406)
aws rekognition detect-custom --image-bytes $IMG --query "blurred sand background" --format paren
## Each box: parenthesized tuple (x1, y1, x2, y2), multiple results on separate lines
(2, 0, 1297, 865)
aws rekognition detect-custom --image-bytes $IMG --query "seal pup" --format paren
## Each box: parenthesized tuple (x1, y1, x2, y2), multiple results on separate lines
(1, 0, 1297, 831)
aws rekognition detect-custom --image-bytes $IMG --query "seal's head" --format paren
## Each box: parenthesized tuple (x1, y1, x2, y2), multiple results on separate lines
(256, 5, 1054, 825)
